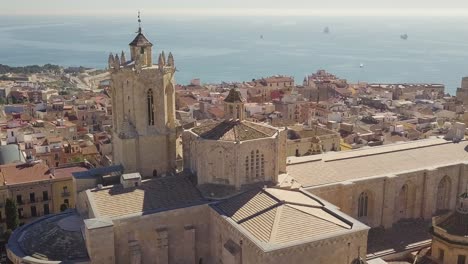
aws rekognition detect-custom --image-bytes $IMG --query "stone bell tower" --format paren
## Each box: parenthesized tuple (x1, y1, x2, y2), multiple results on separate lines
(108, 13, 177, 177)
(223, 88, 246, 120)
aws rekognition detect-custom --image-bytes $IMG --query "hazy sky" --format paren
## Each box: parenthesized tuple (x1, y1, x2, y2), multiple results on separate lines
(2, 0, 468, 16)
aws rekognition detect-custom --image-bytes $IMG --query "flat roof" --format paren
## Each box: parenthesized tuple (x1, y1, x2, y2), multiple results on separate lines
(287, 138, 468, 187)
(87, 175, 205, 219)
(0, 144, 25, 165)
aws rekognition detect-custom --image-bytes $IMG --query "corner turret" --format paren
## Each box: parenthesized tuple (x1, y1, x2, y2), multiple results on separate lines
(167, 52, 174, 67)
(108, 53, 114, 69)
(120, 51, 126, 65)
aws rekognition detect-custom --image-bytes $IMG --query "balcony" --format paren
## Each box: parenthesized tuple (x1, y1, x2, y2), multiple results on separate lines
(23, 197, 44, 204)
(61, 191, 71, 197)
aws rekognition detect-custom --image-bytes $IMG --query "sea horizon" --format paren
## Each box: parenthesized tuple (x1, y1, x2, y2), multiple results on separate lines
(1, 15, 467, 94)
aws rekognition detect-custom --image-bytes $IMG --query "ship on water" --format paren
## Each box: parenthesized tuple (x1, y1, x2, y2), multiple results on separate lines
(400, 34, 408, 40)
(323, 26, 330, 34)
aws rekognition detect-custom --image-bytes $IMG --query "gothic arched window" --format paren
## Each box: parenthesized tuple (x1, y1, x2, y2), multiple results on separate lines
(147, 89, 154, 126)
(358, 192, 369, 217)
(437, 176, 451, 211)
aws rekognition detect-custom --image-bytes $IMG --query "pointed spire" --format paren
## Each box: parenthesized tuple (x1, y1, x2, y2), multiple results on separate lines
(108, 53, 114, 68)
(114, 54, 120, 68)
(161, 51, 166, 65)
(167, 52, 174, 67)
(158, 53, 164, 68)
(120, 51, 126, 65)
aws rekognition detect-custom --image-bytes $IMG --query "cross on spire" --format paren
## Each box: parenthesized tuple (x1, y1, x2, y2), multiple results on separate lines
(137, 11, 142, 33)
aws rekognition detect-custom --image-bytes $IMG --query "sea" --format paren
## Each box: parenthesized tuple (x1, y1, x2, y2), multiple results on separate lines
(0, 15, 468, 95)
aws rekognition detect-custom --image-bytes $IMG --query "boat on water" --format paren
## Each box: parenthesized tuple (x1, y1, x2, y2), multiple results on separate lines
(400, 34, 408, 40)
(323, 27, 330, 34)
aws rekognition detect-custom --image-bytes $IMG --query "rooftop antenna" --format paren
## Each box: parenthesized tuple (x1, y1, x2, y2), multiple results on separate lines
(137, 11, 142, 34)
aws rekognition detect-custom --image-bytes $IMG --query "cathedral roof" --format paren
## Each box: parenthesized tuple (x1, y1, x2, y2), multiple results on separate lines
(287, 138, 468, 188)
(87, 174, 205, 218)
(224, 88, 246, 103)
(129, 32, 153, 47)
(191, 120, 278, 142)
(7, 211, 89, 262)
(212, 188, 366, 250)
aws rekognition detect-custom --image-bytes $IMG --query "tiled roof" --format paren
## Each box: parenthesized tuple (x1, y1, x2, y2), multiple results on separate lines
(53, 166, 88, 180)
(1, 162, 51, 185)
(129, 32, 153, 47)
(213, 188, 352, 247)
(89, 175, 204, 218)
(81, 145, 98, 155)
(224, 89, 245, 103)
(191, 120, 277, 142)
(287, 138, 468, 187)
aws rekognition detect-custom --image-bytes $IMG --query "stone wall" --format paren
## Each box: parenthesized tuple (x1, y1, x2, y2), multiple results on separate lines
(209, 207, 368, 264)
(183, 130, 284, 188)
(306, 163, 468, 228)
(110, 204, 211, 264)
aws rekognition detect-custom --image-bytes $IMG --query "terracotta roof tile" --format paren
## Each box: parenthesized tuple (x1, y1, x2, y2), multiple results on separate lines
(1, 162, 51, 185)
(224, 89, 246, 103)
(53, 166, 88, 180)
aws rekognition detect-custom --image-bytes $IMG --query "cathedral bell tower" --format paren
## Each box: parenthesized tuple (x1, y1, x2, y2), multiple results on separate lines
(108, 13, 177, 177)
(223, 88, 246, 120)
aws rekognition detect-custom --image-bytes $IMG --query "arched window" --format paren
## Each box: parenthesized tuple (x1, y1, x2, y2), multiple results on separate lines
(147, 89, 154, 126)
(399, 184, 408, 213)
(358, 192, 369, 217)
(437, 176, 451, 211)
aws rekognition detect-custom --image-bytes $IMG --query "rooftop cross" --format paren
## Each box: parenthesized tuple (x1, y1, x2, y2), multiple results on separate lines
(137, 11, 142, 34)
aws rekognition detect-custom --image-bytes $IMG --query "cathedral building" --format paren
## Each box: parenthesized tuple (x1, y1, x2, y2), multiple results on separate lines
(109, 21, 177, 178)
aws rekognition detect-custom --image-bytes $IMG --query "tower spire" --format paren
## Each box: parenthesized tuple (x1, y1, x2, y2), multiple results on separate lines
(137, 11, 142, 33)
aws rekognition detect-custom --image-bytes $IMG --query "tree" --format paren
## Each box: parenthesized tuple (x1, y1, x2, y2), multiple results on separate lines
(5, 198, 19, 230)
(4, 229, 12, 241)
(60, 203, 69, 212)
